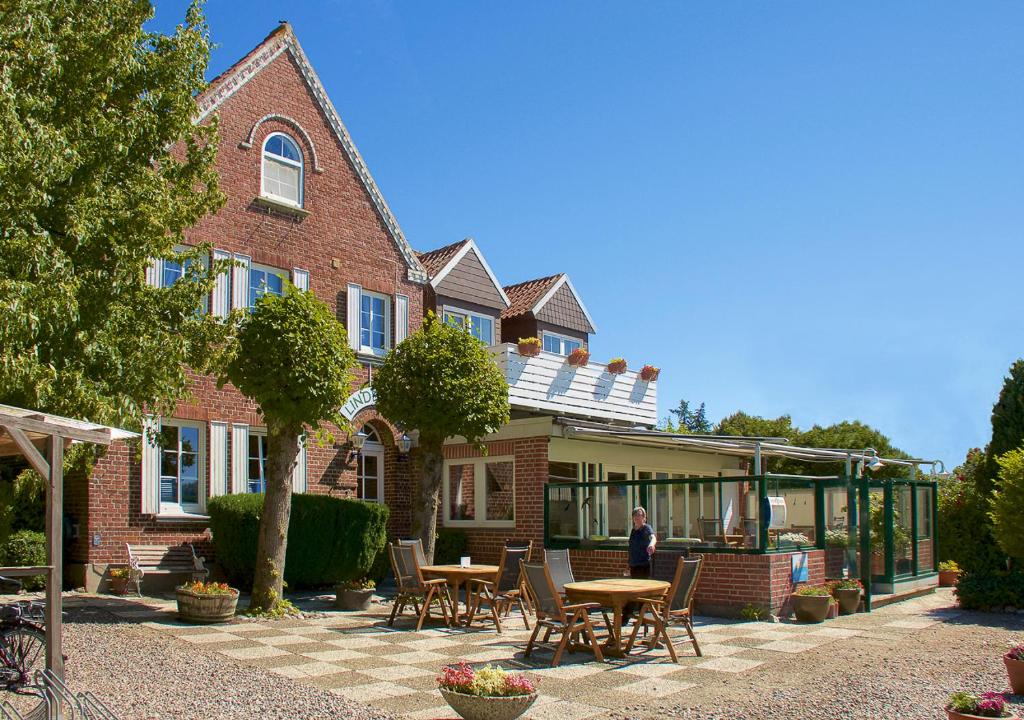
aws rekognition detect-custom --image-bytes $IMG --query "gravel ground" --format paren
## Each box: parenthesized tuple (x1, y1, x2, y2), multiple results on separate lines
(610, 607, 1024, 720)
(14, 604, 397, 720)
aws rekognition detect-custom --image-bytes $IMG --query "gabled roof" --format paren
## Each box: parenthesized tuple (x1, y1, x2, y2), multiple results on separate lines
(417, 238, 510, 308)
(502, 274, 562, 319)
(196, 24, 427, 284)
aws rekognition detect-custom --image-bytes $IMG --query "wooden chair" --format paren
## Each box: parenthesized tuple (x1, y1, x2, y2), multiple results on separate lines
(520, 560, 604, 667)
(386, 543, 452, 631)
(504, 539, 534, 613)
(467, 544, 532, 632)
(626, 555, 703, 661)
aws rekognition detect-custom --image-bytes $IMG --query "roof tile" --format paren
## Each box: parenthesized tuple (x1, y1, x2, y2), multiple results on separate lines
(501, 274, 563, 319)
(415, 239, 470, 279)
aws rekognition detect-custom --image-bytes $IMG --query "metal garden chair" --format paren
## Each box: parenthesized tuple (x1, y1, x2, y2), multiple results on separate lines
(520, 561, 604, 667)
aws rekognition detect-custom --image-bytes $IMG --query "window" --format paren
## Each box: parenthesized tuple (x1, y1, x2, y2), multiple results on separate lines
(542, 331, 582, 356)
(360, 291, 390, 356)
(158, 420, 204, 514)
(443, 456, 515, 526)
(247, 432, 268, 494)
(443, 307, 494, 344)
(249, 263, 286, 308)
(261, 133, 303, 207)
(357, 425, 384, 503)
(161, 259, 186, 288)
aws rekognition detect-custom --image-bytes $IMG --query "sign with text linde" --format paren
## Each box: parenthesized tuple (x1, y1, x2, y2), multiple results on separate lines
(340, 387, 376, 420)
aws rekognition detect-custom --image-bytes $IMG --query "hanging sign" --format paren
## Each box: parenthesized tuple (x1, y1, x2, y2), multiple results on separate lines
(340, 387, 376, 420)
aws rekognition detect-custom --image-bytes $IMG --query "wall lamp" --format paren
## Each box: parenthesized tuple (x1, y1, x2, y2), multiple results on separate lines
(397, 433, 413, 456)
(863, 448, 885, 473)
(347, 429, 368, 463)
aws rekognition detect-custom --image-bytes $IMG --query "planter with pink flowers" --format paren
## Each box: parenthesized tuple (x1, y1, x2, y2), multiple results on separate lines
(438, 662, 538, 720)
(1006, 644, 1024, 695)
(944, 691, 1017, 720)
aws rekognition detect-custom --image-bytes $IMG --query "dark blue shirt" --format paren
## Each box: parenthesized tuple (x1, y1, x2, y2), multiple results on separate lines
(628, 523, 654, 567)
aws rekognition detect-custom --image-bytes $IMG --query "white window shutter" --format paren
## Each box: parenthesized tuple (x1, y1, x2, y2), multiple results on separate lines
(292, 268, 309, 292)
(232, 253, 251, 310)
(141, 416, 161, 514)
(291, 435, 307, 493)
(346, 283, 362, 351)
(395, 294, 409, 344)
(211, 250, 231, 318)
(145, 259, 162, 288)
(231, 424, 249, 494)
(209, 421, 228, 498)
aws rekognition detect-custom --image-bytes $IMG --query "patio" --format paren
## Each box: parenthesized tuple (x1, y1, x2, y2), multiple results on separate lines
(63, 587, 1000, 720)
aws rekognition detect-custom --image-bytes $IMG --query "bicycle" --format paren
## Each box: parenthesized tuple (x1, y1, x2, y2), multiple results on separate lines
(0, 601, 46, 694)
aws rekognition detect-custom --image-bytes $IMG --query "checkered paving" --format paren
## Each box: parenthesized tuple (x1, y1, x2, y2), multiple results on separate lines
(85, 590, 957, 720)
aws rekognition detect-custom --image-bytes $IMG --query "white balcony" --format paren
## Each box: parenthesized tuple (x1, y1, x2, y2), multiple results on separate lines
(489, 344, 657, 426)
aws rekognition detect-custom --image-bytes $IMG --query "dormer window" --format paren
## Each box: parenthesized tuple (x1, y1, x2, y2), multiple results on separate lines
(443, 306, 494, 345)
(261, 132, 303, 207)
(542, 331, 582, 356)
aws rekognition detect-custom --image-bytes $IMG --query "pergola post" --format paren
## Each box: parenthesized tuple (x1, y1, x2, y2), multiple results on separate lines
(45, 434, 64, 679)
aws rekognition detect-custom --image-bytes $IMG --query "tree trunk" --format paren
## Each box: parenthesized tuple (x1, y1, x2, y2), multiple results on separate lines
(249, 421, 299, 612)
(411, 438, 444, 564)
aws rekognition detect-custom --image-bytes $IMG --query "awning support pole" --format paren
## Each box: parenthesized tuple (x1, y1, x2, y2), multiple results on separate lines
(45, 434, 64, 679)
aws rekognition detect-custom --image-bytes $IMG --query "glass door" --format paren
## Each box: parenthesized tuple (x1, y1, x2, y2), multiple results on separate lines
(605, 466, 632, 539)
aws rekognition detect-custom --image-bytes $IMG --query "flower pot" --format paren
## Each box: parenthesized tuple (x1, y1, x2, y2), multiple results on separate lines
(1006, 654, 1024, 695)
(606, 360, 627, 375)
(439, 689, 538, 720)
(335, 587, 374, 611)
(517, 342, 541, 358)
(946, 710, 1019, 720)
(834, 588, 861, 615)
(175, 587, 239, 624)
(826, 602, 838, 619)
(640, 366, 660, 382)
(109, 576, 131, 596)
(791, 594, 831, 623)
(939, 570, 959, 587)
(567, 349, 590, 368)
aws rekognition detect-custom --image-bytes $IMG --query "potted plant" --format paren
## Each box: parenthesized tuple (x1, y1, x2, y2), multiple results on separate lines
(791, 585, 832, 623)
(335, 578, 375, 611)
(1005, 644, 1024, 695)
(438, 662, 538, 720)
(517, 337, 541, 357)
(567, 347, 590, 368)
(108, 567, 131, 596)
(175, 580, 239, 624)
(830, 578, 862, 615)
(606, 357, 627, 374)
(939, 560, 961, 587)
(945, 691, 1018, 719)
(639, 364, 660, 382)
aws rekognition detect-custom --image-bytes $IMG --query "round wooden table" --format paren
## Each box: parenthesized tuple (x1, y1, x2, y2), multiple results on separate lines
(420, 564, 500, 626)
(564, 578, 670, 656)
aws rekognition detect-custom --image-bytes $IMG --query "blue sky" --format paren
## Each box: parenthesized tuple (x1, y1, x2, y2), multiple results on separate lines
(151, 2, 1023, 467)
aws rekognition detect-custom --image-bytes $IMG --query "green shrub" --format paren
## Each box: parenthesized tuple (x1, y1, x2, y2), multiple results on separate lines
(938, 449, 1007, 574)
(954, 570, 1024, 610)
(0, 530, 46, 590)
(434, 528, 468, 564)
(208, 493, 388, 590)
(991, 448, 1024, 560)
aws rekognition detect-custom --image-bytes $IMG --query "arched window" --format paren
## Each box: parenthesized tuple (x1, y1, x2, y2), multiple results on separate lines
(261, 132, 303, 207)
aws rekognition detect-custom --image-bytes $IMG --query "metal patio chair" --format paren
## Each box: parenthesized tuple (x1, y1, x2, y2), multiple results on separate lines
(520, 561, 604, 667)
(626, 555, 703, 661)
(543, 548, 574, 596)
(387, 543, 453, 631)
(467, 544, 532, 632)
(398, 537, 427, 567)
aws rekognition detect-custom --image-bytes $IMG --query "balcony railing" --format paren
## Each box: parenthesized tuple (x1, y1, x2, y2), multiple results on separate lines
(489, 344, 657, 426)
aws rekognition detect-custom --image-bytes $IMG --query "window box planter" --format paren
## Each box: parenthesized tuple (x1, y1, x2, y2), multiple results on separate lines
(175, 583, 239, 624)
(606, 358, 627, 375)
(517, 338, 541, 358)
(439, 689, 538, 720)
(791, 592, 831, 623)
(567, 348, 590, 368)
(1006, 650, 1024, 695)
(639, 364, 660, 382)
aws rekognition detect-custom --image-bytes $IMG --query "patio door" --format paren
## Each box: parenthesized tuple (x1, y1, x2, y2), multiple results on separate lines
(605, 466, 633, 538)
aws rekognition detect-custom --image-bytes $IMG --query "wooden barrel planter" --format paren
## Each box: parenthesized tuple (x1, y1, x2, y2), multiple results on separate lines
(176, 586, 239, 624)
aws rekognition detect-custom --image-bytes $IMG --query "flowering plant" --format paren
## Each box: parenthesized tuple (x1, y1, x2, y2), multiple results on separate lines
(438, 662, 536, 697)
(939, 560, 961, 573)
(606, 358, 627, 374)
(639, 364, 660, 382)
(517, 337, 541, 349)
(337, 578, 375, 591)
(824, 528, 849, 548)
(793, 585, 831, 597)
(1008, 644, 1024, 661)
(109, 567, 131, 579)
(946, 691, 1009, 717)
(567, 347, 590, 367)
(779, 532, 811, 546)
(178, 580, 235, 596)
(829, 578, 862, 592)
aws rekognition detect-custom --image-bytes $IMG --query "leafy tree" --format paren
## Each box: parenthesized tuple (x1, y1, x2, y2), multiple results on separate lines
(937, 448, 1006, 573)
(0, 0, 226, 431)
(373, 313, 510, 563)
(221, 286, 357, 612)
(982, 360, 1024, 493)
(990, 447, 1024, 561)
(715, 411, 797, 441)
(668, 400, 712, 434)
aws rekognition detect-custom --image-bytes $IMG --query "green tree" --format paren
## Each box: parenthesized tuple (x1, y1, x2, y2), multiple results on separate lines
(0, 0, 226, 431)
(983, 360, 1024, 493)
(373, 313, 510, 563)
(715, 411, 798, 441)
(668, 400, 712, 434)
(222, 286, 357, 612)
(937, 448, 1006, 573)
(990, 447, 1024, 561)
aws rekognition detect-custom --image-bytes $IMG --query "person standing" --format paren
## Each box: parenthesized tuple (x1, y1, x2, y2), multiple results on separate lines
(622, 506, 656, 624)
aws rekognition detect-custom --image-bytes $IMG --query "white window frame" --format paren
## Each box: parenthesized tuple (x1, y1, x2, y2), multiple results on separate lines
(541, 330, 582, 356)
(359, 290, 391, 357)
(442, 305, 495, 345)
(247, 428, 269, 494)
(261, 132, 304, 208)
(248, 262, 288, 309)
(442, 455, 515, 528)
(357, 426, 385, 503)
(158, 418, 206, 517)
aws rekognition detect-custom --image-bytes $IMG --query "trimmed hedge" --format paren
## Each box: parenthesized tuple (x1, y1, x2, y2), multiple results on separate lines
(208, 493, 389, 590)
(954, 570, 1024, 611)
(435, 528, 468, 564)
(0, 530, 46, 591)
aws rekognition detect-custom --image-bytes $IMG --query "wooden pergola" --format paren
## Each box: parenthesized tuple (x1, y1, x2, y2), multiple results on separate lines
(0, 404, 136, 680)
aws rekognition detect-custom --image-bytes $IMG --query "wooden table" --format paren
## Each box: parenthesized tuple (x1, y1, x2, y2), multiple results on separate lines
(564, 578, 670, 657)
(420, 564, 500, 626)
